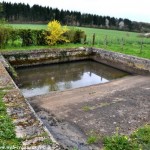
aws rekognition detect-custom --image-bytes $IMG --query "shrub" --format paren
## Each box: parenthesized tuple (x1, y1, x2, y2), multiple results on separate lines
(9, 29, 20, 46)
(19, 29, 34, 46)
(0, 21, 11, 48)
(36, 29, 47, 45)
(46, 20, 70, 45)
(65, 29, 85, 43)
(73, 29, 85, 43)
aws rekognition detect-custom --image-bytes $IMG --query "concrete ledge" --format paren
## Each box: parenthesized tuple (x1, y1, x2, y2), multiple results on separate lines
(2, 48, 150, 75)
(92, 48, 150, 75)
(2, 48, 91, 67)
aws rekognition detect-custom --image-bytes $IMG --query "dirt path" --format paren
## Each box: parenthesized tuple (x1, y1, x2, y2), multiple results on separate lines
(28, 75, 150, 149)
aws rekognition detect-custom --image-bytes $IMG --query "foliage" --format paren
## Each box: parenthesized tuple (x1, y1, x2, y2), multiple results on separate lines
(2, 1, 150, 32)
(103, 125, 150, 150)
(0, 21, 11, 48)
(46, 20, 70, 45)
(2, 24, 150, 59)
(130, 124, 150, 150)
(87, 132, 100, 145)
(36, 29, 47, 45)
(104, 134, 138, 150)
(0, 2, 3, 18)
(9, 29, 20, 46)
(19, 29, 34, 46)
(0, 90, 22, 149)
(65, 29, 85, 43)
(8, 29, 47, 47)
(82, 105, 91, 111)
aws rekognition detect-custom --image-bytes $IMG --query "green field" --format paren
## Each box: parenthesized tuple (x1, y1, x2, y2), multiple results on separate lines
(4, 24, 150, 59)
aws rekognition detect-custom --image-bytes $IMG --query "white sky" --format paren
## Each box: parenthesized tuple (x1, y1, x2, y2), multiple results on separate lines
(2, 0, 150, 23)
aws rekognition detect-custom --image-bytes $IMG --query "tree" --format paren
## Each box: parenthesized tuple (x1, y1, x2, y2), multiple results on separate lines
(0, 3, 3, 19)
(46, 20, 69, 45)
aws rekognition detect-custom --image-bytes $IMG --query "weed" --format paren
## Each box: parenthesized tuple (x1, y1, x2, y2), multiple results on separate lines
(43, 138, 53, 145)
(87, 131, 100, 145)
(130, 124, 150, 150)
(82, 106, 91, 111)
(99, 102, 110, 107)
(103, 125, 150, 150)
(0, 89, 22, 149)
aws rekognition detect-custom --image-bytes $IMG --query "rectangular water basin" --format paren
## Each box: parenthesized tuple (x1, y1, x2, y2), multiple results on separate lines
(16, 60, 129, 97)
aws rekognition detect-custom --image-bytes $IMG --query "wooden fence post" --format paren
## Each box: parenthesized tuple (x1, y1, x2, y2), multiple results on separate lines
(92, 33, 95, 46)
(140, 39, 143, 53)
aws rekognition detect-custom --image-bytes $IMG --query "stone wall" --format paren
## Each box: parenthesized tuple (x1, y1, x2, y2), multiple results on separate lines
(2, 48, 91, 67)
(2, 48, 150, 75)
(91, 48, 150, 75)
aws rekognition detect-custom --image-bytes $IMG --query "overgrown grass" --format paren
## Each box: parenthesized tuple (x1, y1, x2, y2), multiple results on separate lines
(2, 24, 150, 59)
(104, 125, 150, 150)
(0, 89, 22, 150)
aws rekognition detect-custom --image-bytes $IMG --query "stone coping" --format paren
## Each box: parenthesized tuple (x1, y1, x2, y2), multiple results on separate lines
(2, 48, 150, 75)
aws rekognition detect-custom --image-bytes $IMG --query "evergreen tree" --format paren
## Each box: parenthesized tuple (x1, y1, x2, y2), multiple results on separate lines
(1, 1, 150, 32)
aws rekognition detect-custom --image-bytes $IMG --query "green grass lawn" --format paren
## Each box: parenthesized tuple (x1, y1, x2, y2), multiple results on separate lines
(2, 24, 150, 59)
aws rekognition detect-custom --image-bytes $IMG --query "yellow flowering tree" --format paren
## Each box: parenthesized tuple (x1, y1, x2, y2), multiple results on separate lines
(46, 20, 69, 45)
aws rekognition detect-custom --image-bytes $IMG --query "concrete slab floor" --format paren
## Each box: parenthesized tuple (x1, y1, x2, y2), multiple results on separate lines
(28, 75, 150, 149)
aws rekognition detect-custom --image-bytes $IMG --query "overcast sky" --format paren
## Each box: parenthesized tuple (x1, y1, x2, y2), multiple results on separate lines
(2, 0, 150, 23)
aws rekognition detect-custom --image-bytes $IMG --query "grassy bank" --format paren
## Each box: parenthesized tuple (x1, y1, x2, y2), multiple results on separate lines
(0, 89, 22, 149)
(2, 24, 150, 59)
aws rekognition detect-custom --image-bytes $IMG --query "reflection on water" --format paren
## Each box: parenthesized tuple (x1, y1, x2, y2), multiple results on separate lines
(16, 60, 128, 97)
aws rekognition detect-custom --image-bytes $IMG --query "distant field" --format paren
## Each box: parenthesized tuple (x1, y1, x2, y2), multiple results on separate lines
(4, 24, 150, 59)
(10, 23, 149, 43)
(10, 24, 47, 30)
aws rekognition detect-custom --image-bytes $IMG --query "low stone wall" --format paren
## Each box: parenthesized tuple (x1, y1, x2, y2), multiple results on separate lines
(2, 48, 150, 75)
(91, 48, 150, 75)
(2, 48, 91, 67)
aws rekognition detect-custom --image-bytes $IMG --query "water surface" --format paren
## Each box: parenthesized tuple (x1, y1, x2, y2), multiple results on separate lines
(16, 60, 128, 97)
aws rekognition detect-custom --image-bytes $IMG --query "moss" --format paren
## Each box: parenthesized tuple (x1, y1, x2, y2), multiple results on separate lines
(8, 64, 18, 79)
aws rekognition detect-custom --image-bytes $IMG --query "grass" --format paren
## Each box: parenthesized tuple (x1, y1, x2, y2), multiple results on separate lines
(82, 105, 91, 111)
(0, 89, 22, 149)
(86, 131, 100, 145)
(2, 24, 150, 59)
(9, 24, 47, 30)
(104, 125, 150, 150)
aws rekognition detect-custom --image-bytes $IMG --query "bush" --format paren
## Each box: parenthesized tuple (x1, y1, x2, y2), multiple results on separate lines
(36, 29, 47, 45)
(19, 29, 34, 46)
(9, 29, 20, 46)
(0, 21, 11, 48)
(46, 20, 70, 45)
(65, 29, 86, 43)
